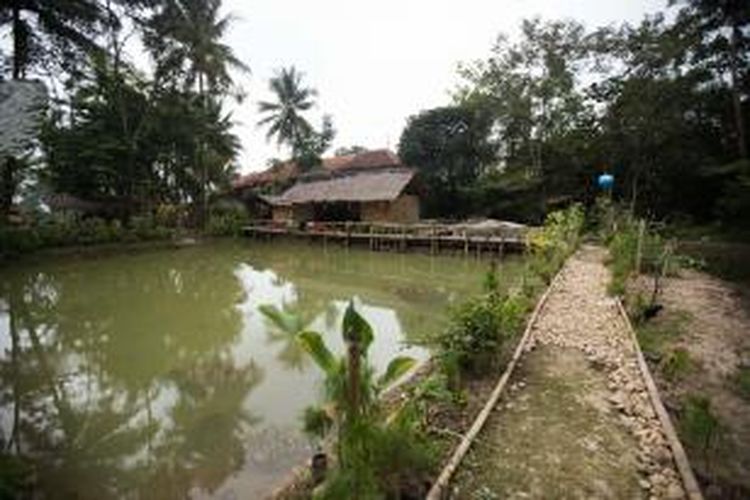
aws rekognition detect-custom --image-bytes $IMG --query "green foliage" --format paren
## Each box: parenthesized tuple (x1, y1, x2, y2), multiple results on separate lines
(435, 289, 528, 382)
(259, 301, 427, 498)
(527, 204, 585, 283)
(302, 406, 334, 445)
(398, 104, 496, 218)
(636, 312, 689, 359)
(207, 200, 248, 236)
(0, 453, 32, 500)
(733, 366, 750, 401)
(483, 262, 500, 295)
(0, 215, 178, 260)
(661, 348, 694, 382)
(0, 0, 109, 80)
(394, 6, 750, 226)
(679, 395, 721, 455)
(606, 212, 676, 297)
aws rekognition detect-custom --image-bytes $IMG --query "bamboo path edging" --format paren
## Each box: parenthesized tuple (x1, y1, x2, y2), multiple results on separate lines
(615, 299, 704, 500)
(424, 262, 568, 500)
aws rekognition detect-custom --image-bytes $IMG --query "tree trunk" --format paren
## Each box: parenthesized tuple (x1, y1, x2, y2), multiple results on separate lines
(11, 2, 22, 80)
(729, 26, 747, 159)
(198, 73, 208, 229)
(347, 342, 361, 420)
(1, 157, 17, 224)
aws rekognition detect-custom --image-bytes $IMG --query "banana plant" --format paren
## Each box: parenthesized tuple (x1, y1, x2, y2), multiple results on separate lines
(298, 301, 415, 416)
(258, 303, 313, 370)
(258, 300, 416, 456)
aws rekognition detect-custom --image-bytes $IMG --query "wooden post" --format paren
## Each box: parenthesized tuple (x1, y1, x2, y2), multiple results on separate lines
(464, 231, 469, 256)
(430, 224, 436, 255)
(369, 225, 374, 251)
(635, 219, 646, 274)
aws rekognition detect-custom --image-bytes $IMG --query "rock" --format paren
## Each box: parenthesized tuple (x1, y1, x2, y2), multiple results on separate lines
(652, 446, 672, 466)
(648, 472, 667, 489)
(665, 482, 684, 499)
(608, 392, 626, 409)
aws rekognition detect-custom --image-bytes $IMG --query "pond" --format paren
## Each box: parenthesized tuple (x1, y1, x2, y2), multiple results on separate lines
(0, 240, 525, 499)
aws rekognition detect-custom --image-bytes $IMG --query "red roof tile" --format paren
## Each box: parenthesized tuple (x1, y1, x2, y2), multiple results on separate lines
(231, 149, 402, 190)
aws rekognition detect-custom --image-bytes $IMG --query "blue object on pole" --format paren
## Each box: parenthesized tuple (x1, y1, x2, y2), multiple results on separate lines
(597, 173, 614, 190)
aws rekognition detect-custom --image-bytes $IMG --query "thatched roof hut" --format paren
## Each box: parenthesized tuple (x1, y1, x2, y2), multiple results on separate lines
(265, 167, 420, 223)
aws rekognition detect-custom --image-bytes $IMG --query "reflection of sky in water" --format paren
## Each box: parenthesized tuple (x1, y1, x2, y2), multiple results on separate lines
(212, 264, 429, 497)
(0, 242, 497, 499)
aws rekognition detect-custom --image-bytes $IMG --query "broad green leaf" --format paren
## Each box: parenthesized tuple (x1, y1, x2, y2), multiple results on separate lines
(378, 356, 416, 389)
(298, 330, 336, 375)
(258, 304, 303, 335)
(342, 300, 373, 351)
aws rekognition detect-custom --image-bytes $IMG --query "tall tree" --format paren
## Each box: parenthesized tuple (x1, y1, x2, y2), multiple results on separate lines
(398, 105, 496, 217)
(674, 0, 750, 159)
(257, 66, 317, 154)
(0, 0, 108, 80)
(145, 0, 249, 95)
(145, 0, 248, 223)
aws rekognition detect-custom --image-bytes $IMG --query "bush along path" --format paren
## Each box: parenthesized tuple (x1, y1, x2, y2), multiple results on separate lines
(446, 246, 694, 499)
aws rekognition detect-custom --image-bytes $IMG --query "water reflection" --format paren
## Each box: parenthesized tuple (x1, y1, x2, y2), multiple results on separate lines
(0, 242, 493, 498)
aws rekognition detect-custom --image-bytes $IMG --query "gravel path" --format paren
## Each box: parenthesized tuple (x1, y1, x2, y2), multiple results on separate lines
(451, 246, 685, 499)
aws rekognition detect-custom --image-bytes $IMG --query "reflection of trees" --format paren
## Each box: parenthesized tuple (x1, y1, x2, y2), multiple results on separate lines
(248, 243, 466, 344)
(261, 301, 338, 371)
(140, 358, 263, 498)
(0, 246, 262, 499)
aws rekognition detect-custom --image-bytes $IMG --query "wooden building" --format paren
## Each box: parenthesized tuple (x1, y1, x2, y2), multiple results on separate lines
(266, 166, 419, 223)
(232, 150, 421, 223)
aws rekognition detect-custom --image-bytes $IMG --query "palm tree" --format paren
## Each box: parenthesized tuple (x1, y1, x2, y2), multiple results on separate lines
(146, 0, 248, 225)
(257, 67, 317, 153)
(146, 0, 249, 96)
(0, 0, 107, 80)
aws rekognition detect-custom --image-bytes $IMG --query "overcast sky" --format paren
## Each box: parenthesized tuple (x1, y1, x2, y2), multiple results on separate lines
(207, 0, 667, 173)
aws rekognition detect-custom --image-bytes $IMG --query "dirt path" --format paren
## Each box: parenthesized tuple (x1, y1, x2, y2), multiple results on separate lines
(450, 246, 686, 499)
(642, 269, 750, 497)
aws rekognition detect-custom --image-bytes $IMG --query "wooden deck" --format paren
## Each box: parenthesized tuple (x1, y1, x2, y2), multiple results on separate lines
(241, 220, 529, 256)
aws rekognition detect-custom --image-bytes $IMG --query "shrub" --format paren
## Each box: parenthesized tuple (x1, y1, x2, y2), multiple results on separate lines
(679, 395, 721, 456)
(207, 200, 248, 236)
(527, 204, 584, 283)
(435, 289, 528, 382)
(661, 348, 694, 381)
(154, 203, 188, 228)
(259, 301, 430, 498)
(0, 213, 178, 261)
(733, 366, 750, 401)
(0, 226, 41, 257)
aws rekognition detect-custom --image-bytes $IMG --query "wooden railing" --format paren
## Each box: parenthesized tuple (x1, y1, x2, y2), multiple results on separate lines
(242, 219, 530, 255)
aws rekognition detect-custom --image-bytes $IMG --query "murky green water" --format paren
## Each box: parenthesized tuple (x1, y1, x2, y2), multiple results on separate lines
(0, 240, 524, 499)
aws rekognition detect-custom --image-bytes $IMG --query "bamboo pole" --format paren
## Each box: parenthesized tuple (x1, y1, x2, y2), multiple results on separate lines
(425, 263, 566, 500)
(616, 299, 703, 500)
(635, 219, 646, 274)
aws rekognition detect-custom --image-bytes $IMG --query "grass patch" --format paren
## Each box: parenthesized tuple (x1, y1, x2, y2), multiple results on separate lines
(678, 395, 721, 458)
(661, 348, 694, 382)
(733, 366, 750, 401)
(636, 311, 690, 359)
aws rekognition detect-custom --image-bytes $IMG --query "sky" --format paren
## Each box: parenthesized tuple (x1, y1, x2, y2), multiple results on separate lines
(193, 0, 667, 173)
